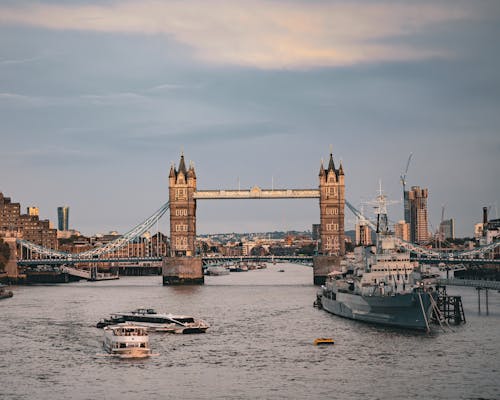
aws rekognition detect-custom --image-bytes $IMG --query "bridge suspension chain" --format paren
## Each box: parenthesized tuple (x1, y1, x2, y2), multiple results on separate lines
(345, 200, 499, 259)
(18, 202, 170, 260)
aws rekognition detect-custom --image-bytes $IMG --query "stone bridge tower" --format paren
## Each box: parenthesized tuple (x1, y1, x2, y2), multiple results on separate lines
(313, 153, 345, 285)
(319, 153, 345, 256)
(168, 154, 197, 257)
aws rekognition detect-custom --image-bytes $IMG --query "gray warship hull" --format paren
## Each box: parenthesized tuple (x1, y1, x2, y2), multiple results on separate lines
(320, 290, 434, 331)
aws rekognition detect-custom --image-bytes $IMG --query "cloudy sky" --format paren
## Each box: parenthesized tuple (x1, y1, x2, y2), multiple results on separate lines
(0, 0, 499, 237)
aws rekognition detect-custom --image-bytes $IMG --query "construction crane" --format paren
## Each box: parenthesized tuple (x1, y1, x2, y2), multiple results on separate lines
(438, 204, 446, 249)
(400, 152, 413, 193)
(400, 153, 413, 222)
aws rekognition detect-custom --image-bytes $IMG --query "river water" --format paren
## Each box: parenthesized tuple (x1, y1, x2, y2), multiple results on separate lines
(1, 263, 499, 400)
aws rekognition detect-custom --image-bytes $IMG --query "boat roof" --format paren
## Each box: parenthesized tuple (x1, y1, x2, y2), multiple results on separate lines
(105, 323, 149, 333)
(113, 309, 195, 319)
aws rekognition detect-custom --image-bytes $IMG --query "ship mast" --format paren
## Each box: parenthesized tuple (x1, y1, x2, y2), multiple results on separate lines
(369, 181, 398, 252)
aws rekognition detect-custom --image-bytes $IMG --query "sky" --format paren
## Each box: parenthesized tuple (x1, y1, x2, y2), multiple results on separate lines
(0, 0, 499, 237)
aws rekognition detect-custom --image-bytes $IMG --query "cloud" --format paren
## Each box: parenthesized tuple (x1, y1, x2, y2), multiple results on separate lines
(0, 1, 478, 69)
(79, 92, 149, 106)
(0, 92, 47, 106)
(0, 56, 41, 65)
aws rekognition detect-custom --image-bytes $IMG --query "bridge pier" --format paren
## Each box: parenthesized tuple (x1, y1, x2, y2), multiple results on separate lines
(162, 256, 204, 285)
(313, 255, 341, 285)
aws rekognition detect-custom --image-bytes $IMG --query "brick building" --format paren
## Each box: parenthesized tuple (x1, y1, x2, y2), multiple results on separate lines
(0, 192, 58, 251)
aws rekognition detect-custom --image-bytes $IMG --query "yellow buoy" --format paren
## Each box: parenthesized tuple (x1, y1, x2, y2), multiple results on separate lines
(313, 338, 334, 345)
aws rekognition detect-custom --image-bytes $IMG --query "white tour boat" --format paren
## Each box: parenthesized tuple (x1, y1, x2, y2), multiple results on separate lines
(97, 308, 210, 333)
(103, 324, 152, 358)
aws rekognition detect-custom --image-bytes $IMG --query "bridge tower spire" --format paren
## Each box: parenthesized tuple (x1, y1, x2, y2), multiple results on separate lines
(319, 153, 345, 256)
(169, 153, 197, 256)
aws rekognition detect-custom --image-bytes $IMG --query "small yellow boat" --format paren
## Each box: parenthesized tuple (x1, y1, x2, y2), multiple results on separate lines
(313, 338, 334, 345)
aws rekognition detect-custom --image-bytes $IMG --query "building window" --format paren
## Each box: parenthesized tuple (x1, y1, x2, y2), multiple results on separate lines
(175, 208, 188, 216)
(175, 224, 188, 232)
(326, 187, 338, 197)
(326, 207, 338, 215)
(175, 188, 187, 200)
(175, 237, 187, 248)
(326, 223, 339, 231)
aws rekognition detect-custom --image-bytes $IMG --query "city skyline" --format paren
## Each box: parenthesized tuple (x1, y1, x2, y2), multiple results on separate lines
(1, 0, 499, 237)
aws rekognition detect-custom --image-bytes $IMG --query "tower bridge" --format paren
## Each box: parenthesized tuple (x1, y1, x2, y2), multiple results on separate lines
(165, 152, 344, 284)
(12, 152, 500, 285)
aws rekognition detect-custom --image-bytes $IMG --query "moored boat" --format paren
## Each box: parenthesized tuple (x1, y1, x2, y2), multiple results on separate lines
(319, 274, 436, 331)
(317, 188, 437, 332)
(205, 265, 230, 276)
(97, 308, 210, 333)
(103, 324, 152, 358)
(0, 284, 13, 300)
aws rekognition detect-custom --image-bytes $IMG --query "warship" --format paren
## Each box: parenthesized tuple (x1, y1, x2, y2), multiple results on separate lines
(316, 187, 436, 331)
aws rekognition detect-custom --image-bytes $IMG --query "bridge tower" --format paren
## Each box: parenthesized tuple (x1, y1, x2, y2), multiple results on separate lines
(168, 154, 197, 257)
(314, 153, 345, 285)
(319, 153, 345, 256)
(164, 153, 203, 285)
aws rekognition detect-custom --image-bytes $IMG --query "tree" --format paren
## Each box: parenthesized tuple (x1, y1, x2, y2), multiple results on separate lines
(0, 238, 11, 272)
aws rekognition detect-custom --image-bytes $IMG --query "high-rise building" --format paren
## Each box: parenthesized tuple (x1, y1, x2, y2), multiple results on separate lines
(0, 193, 20, 232)
(408, 186, 429, 244)
(394, 220, 410, 242)
(312, 224, 321, 241)
(439, 219, 455, 240)
(403, 191, 410, 224)
(355, 222, 371, 246)
(27, 206, 39, 216)
(318, 153, 345, 255)
(57, 206, 69, 231)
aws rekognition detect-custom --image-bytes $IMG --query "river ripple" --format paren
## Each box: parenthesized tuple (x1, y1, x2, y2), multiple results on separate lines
(1, 263, 499, 400)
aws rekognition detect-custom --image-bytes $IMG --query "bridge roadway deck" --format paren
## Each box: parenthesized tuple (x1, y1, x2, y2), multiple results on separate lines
(437, 278, 500, 289)
(18, 256, 163, 266)
(17, 255, 499, 266)
(194, 188, 320, 199)
(414, 257, 500, 265)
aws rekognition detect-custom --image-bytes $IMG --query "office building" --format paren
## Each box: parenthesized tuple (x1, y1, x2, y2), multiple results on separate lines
(394, 220, 410, 242)
(57, 206, 69, 231)
(439, 219, 455, 240)
(408, 186, 429, 244)
(312, 224, 321, 241)
(355, 222, 372, 246)
(0, 193, 20, 232)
